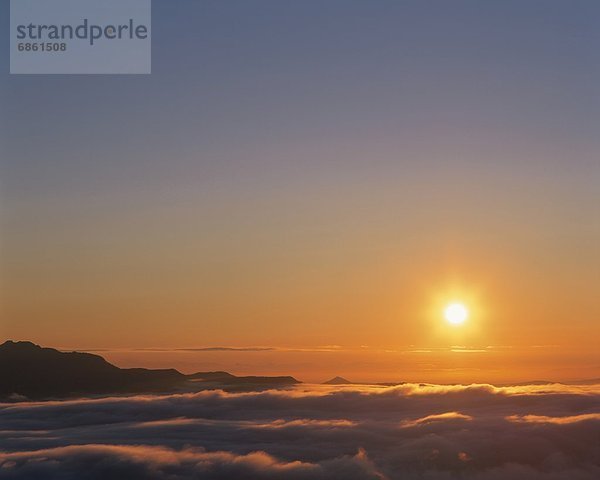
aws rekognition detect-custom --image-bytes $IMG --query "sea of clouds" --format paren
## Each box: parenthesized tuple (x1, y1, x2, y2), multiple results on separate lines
(0, 382, 599, 479)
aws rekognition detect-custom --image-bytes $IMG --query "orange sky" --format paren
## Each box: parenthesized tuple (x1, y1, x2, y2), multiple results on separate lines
(2, 162, 599, 382)
(1, 160, 598, 382)
(1, 2, 599, 383)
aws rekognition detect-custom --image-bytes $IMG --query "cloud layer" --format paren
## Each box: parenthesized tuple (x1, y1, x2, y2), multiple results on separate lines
(1, 383, 599, 479)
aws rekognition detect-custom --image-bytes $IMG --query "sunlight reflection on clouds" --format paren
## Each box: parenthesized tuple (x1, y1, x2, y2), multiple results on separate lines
(0, 382, 598, 479)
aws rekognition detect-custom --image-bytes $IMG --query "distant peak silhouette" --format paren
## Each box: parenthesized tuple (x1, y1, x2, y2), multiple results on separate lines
(323, 376, 352, 385)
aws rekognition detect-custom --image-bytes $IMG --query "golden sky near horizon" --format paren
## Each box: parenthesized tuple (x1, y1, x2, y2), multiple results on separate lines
(1, 148, 599, 383)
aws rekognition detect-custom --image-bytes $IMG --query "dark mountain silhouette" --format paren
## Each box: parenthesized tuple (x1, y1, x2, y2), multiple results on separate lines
(500, 379, 600, 387)
(566, 378, 600, 385)
(323, 376, 352, 385)
(0, 341, 184, 398)
(0, 341, 299, 400)
(188, 371, 236, 381)
(189, 371, 298, 385)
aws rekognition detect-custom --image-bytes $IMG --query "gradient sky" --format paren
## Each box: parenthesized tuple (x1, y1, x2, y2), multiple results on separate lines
(1, 1, 599, 382)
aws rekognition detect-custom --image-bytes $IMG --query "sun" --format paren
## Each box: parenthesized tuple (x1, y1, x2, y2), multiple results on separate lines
(444, 302, 468, 325)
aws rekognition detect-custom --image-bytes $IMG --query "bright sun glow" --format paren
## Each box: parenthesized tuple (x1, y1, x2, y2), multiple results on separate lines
(444, 302, 468, 325)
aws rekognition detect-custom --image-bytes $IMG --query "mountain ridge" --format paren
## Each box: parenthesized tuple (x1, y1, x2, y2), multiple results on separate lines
(0, 340, 299, 400)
